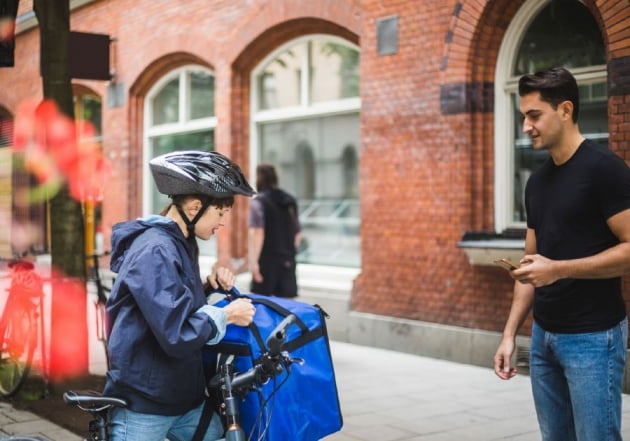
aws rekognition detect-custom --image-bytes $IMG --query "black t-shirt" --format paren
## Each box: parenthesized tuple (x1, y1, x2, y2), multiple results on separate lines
(525, 139, 630, 333)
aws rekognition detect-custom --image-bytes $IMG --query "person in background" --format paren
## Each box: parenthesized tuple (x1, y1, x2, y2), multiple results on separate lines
(248, 163, 301, 298)
(104, 150, 257, 441)
(493, 67, 630, 441)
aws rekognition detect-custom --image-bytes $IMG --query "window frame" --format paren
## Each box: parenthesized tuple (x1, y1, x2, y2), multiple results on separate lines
(142, 65, 218, 216)
(249, 34, 361, 174)
(249, 34, 362, 267)
(493, 0, 607, 232)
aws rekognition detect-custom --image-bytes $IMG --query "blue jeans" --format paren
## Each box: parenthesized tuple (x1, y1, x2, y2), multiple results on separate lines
(530, 318, 627, 441)
(109, 401, 224, 441)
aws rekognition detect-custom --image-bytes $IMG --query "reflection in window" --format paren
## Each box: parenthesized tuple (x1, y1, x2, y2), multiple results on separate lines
(342, 145, 358, 198)
(190, 70, 215, 120)
(74, 92, 104, 256)
(257, 44, 304, 110)
(152, 78, 179, 126)
(514, 0, 605, 75)
(311, 40, 360, 103)
(146, 66, 217, 255)
(508, 0, 606, 224)
(254, 37, 361, 266)
(258, 114, 360, 266)
(77, 95, 102, 138)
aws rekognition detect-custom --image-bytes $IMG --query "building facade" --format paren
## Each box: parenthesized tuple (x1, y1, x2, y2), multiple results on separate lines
(1, 0, 630, 379)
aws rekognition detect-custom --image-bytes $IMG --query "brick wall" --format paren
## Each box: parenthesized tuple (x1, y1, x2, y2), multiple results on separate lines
(0, 0, 629, 337)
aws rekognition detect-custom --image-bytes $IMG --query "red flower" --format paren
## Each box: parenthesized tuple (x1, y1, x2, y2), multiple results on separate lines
(12, 99, 111, 202)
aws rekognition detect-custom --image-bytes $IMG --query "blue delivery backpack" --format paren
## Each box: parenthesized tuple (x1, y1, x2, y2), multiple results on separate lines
(203, 291, 343, 441)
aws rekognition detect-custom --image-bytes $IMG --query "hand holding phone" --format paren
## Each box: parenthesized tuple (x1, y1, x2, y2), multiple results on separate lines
(493, 258, 520, 271)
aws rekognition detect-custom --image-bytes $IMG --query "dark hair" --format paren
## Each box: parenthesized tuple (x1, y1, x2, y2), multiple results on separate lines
(518, 67, 580, 123)
(256, 163, 278, 192)
(159, 194, 234, 216)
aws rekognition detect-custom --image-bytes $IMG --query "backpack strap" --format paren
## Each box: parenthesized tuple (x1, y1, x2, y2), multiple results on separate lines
(191, 396, 215, 441)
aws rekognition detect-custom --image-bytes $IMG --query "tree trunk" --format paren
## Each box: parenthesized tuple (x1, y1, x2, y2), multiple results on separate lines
(34, 0, 88, 380)
(34, 0, 85, 278)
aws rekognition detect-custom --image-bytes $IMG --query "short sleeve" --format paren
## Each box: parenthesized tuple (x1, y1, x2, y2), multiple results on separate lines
(595, 153, 630, 220)
(249, 198, 265, 228)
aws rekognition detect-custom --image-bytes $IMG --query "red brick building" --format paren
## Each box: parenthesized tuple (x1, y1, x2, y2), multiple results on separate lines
(1, 0, 630, 380)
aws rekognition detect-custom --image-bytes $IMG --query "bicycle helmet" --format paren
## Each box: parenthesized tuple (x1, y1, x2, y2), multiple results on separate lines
(149, 150, 255, 198)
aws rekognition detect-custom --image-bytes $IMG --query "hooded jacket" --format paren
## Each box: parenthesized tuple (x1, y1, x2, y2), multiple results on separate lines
(103, 216, 220, 415)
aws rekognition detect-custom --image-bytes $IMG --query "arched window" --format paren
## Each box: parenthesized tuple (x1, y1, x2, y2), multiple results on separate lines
(144, 65, 217, 255)
(74, 91, 104, 255)
(251, 36, 361, 267)
(494, 0, 606, 231)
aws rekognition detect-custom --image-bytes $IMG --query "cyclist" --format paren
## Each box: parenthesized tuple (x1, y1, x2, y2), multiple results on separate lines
(103, 150, 257, 441)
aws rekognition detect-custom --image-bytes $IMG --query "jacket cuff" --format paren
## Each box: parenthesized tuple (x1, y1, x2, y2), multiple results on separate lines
(197, 305, 228, 344)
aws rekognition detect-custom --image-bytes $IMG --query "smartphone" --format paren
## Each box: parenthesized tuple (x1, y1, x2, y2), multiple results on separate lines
(493, 258, 520, 271)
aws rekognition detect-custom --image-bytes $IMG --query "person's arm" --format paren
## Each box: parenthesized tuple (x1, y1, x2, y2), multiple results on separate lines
(494, 228, 536, 380)
(512, 208, 630, 287)
(198, 298, 255, 344)
(249, 227, 264, 283)
(294, 231, 302, 249)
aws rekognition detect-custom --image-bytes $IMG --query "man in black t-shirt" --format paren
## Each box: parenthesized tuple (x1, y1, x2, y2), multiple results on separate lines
(248, 163, 301, 297)
(493, 67, 630, 441)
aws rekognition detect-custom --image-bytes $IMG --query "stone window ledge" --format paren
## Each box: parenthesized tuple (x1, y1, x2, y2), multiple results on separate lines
(457, 230, 525, 266)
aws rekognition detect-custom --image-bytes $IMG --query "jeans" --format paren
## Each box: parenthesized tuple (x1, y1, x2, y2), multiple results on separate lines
(530, 318, 628, 441)
(109, 400, 224, 441)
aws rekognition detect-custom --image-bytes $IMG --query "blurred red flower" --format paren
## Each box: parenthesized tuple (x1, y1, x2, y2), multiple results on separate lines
(11, 98, 110, 202)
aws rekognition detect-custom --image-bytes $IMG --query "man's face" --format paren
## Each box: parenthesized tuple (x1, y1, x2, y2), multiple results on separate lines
(519, 91, 565, 151)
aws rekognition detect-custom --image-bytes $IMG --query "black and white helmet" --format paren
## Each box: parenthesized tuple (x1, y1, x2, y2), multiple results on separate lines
(149, 150, 255, 198)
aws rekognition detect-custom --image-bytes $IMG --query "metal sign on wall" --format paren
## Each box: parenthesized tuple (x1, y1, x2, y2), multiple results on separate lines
(69, 31, 111, 80)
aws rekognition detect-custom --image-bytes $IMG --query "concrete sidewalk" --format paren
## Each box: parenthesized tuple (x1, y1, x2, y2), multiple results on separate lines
(4, 340, 630, 441)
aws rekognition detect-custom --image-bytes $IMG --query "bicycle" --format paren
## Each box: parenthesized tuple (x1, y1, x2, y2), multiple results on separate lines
(0, 258, 46, 398)
(59, 313, 300, 441)
(0, 250, 113, 400)
(85, 251, 113, 366)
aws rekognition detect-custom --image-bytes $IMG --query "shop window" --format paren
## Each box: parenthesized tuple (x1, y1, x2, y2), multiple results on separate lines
(252, 36, 361, 267)
(144, 65, 217, 255)
(494, 0, 606, 232)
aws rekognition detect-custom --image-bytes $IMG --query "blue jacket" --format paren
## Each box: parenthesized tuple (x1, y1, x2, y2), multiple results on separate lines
(103, 216, 220, 415)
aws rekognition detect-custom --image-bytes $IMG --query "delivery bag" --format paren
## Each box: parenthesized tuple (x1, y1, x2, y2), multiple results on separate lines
(204, 292, 343, 441)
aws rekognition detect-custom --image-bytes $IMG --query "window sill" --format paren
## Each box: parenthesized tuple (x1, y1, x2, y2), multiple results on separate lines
(457, 230, 525, 266)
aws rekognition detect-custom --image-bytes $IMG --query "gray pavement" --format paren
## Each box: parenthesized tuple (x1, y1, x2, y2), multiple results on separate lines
(4, 341, 630, 440)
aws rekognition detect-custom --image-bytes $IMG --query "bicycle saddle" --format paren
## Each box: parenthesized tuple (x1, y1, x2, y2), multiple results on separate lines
(63, 390, 127, 409)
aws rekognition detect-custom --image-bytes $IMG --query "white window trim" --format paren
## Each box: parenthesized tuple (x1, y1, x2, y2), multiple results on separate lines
(142, 65, 217, 216)
(249, 35, 361, 182)
(494, 0, 606, 232)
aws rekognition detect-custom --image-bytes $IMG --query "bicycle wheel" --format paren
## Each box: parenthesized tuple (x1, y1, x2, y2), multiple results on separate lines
(0, 298, 37, 397)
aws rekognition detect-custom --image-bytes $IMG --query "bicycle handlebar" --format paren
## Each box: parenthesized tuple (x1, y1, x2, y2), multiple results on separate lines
(265, 314, 296, 357)
(212, 313, 300, 393)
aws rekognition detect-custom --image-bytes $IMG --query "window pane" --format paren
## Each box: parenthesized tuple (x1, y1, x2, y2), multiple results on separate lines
(256, 43, 304, 110)
(511, 83, 608, 223)
(514, 0, 605, 75)
(259, 113, 360, 266)
(152, 78, 179, 126)
(80, 95, 102, 137)
(311, 40, 360, 103)
(189, 70, 215, 119)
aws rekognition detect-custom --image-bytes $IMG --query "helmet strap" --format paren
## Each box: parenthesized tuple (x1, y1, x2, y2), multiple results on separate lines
(175, 201, 209, 264)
